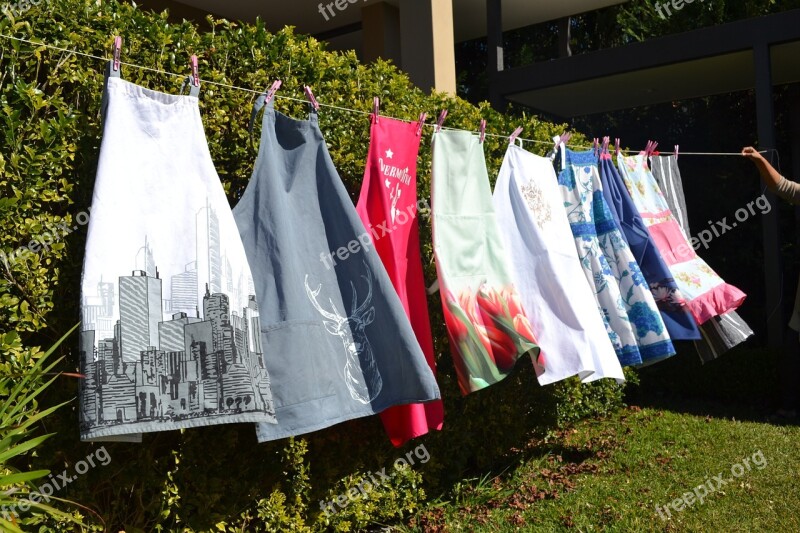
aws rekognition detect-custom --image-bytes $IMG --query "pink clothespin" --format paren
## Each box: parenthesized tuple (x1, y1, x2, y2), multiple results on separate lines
(593, 138, 599, 154)
(650, 141, 659, 157)
(509, 126, 523, 145)
(190, 55, 200, 87)
(303, 85, 320, 111)
(602, 136, 610, 155)
(416, 112, 427, 136)
(264, 80, 281, 104)
(112, 36, 122, 73)
(479, 119, 487, 144)
(615, 138, 621, 157)
(561, 131, 571, 146)
(674, 144, 679, 160)
(436, 109, 448, 132)
(373, 96, 380, 123)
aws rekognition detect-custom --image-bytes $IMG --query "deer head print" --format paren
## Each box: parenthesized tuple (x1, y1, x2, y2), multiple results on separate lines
(304, 264, 383, 404)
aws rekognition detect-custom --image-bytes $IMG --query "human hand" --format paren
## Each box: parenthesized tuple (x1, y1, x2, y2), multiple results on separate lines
(741, 146, 764, 161)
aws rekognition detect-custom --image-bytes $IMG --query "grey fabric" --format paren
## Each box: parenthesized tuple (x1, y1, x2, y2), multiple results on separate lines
(651, 154, 692, 235)
(234, 98, 440, 442)
(651, 155, 753, 362)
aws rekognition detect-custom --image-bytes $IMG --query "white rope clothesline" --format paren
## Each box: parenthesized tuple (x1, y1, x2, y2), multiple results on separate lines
(0, 32, 771, 156)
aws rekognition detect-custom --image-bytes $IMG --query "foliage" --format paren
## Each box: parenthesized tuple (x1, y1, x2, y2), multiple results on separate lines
(0, 0, 630, 530)
(0, 323, 80, 532)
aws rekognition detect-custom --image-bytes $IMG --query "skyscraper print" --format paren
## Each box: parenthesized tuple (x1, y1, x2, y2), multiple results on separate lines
(80, 76, 278, 440)
(80, 198, 275, 439)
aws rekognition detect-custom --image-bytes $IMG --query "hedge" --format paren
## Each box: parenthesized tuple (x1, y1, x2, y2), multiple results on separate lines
(0, 0, 634, 530)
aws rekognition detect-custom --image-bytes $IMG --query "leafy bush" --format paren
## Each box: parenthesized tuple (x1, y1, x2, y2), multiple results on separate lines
(1, 324, 79, 532)
(0, 0, 630, 529)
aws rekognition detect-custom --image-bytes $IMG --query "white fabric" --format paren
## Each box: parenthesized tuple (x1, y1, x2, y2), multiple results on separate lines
(493, 145, 624, 385)
(79, 77, 276, 441)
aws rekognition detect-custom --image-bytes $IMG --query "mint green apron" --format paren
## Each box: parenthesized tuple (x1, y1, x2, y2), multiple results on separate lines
(431, 130, 540, 394)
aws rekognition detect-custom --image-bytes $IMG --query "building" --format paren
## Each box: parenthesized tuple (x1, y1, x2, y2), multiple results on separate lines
(134, 0, 629, 94)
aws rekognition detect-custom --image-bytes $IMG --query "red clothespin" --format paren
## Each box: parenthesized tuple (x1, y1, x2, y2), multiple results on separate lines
(509, 126, 523, 145)
(479, 119, 486, 144)
(416, 112, 427, 136)
(436, 109, 447, 132)
(303, 85, 320, 111)
(674, 145, 679, 160)
(264, 80, 281, 104)
(650, 141, 659, 157)
(615, 138, 621, 157)
(112, 36, 122, 73)
(373, 96, 380, 123)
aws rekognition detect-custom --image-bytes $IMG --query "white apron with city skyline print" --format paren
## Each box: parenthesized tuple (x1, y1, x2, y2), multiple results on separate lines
(79, 77, 277, 442)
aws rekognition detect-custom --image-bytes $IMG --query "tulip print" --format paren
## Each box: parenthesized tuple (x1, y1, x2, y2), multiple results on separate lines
(477, 322, 517, 371)
(440, 282, 541, 393)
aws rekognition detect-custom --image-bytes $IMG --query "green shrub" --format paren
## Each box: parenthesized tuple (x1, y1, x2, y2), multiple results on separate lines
(0, 0, 630, 529)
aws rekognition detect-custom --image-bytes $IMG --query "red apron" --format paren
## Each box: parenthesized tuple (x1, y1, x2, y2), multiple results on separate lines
(356, 114, 444, 446)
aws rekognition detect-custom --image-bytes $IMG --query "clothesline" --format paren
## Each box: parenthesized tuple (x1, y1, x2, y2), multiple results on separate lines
(0, 32, 767, 156)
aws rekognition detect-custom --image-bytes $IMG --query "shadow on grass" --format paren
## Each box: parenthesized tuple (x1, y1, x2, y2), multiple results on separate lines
(627, 341, 799, 427)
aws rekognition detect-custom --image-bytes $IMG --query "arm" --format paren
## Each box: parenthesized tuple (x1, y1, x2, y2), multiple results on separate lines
(742, 146, 800, 205)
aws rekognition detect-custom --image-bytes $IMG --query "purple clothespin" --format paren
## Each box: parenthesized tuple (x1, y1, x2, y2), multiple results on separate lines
(436, 109, 448, 132)
(265, 80, 281, 104)
(112, 36, 122, 72)
(304, 85, 320, 111)
(416, 112, 427, 136)
(190, 55, 200, 88)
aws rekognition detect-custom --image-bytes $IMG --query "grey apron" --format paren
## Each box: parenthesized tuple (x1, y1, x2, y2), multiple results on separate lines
(233, 97, 440, 442)
(650, 155, 753, 362)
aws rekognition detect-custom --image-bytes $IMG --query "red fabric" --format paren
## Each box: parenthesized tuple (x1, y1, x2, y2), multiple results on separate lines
(356, 114, 443, 446)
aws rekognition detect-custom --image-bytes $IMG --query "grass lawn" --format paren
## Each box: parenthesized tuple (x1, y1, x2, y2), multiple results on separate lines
(394, 345, 800, 532)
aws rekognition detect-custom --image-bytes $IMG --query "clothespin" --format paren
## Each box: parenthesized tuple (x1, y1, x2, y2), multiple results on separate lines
(650, 141, 659, 157)
(674, 144, 679, 160)
(189, 55, 200, 97)
(108, 36, 122, 78)
(615, 138, 621, 157)
(264, 80, 281, 105)
(602, 136, 610, 155)
(190, 55, 200, 88)
(304, 85, 320, 111)
(416, 112, 427, 136)
(436, 109, 447, 132)
(547, 135, 560, 161)
(479, 119, 486, 144)
(180, 55, 201, 97)
(373, 96, 380, 123)
(561, 131, 572, 146)
(593, 138, 599, 154)
(509, 126, 523, 145)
